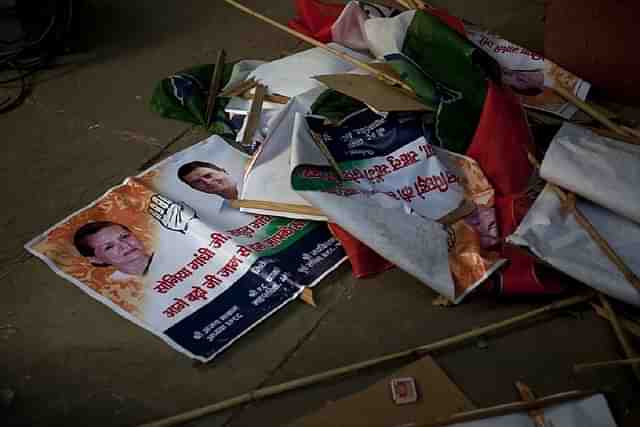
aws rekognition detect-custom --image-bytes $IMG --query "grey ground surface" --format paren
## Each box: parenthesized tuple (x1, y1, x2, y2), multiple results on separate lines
(1, 1, 638, 426)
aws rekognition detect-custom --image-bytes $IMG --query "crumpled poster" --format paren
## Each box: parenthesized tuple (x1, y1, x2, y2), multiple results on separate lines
(509, 124, 640, 306)
(290, 106, 504, 303)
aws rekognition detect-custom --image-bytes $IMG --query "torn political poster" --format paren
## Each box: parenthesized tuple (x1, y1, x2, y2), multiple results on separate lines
(289, 0, 590, 120)
(290, 102, 504, 303)
(464, 24, 591, 119)
(25, 136, 347, 362)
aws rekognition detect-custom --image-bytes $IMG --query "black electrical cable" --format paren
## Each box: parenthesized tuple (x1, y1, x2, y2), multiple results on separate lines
(0, 0, 76, 114)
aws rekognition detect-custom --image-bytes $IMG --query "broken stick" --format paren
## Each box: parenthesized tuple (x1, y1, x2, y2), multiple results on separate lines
(229, 200, 325, 218)
(240, 83, 266, 151)
(299, 287, 316, 307)
(136, 293, 593, 427)
(205, 50, 227, 127)
(218, 78, 258, 98)
(223, 0, 425, 102)
(240, 91, 290, 105)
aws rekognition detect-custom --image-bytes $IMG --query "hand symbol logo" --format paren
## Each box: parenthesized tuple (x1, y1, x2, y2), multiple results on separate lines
(148, 194, 197, 234)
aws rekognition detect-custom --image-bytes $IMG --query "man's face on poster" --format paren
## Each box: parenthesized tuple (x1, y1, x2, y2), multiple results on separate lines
(86, 225, 147, 270)
(183, 166, 238, 200)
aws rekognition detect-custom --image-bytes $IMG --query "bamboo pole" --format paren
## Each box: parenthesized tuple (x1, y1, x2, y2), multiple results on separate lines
(552, 84, 637, 141)
(515, 382, 547, 427)
(418, 390, 597, 427)
(223, 0, 425, 101)
(229, 200, 325, 217)
(574, 357, 640, 373)
(598, 294, 640, 382)
(592, 302, 640, 338)
(136, 293, 593, 427)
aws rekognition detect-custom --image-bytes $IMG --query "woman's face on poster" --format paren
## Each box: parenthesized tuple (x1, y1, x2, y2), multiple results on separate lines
(87, 225, 147, 268)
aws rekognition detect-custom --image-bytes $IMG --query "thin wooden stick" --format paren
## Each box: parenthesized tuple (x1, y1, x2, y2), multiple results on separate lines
(136, 293, 593, 427)
(598, 294, 640, 382)
(574, 357, 640, 373)
(410, 0, 429, 9)
(570, 202, 640, 286)
(395, 0, 413, 9)
(240, 91, 290, 105)
(205, 50, 227, 127)
(299, 288, 316, 307)
(223, 0, 425, 102)
(622, 125, 640, 139)
(240, 84, 266, 151)
(229, 199, 326, 218)
(592, 302, 640, 338)
(398, 0, 432, 11)
(218, 78, 258, 98)
(515, 382, 548, 427)
(552, 84, 637, 140)
(418, 390, 597, 427)
(528, 155, 640, 293)
(540, 181, 640, 293)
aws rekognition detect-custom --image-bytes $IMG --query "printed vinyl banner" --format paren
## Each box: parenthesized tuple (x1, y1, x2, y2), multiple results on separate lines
(290, 107, 504, 303)
(26, 136, 347, 362)
(465, 25, 591, 119)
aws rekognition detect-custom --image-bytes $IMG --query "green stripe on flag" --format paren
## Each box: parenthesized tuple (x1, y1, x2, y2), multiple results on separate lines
(393, 11, 497, 153)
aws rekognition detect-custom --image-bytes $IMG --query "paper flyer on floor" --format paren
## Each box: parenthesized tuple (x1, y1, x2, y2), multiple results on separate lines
(25, 136, 347, 362)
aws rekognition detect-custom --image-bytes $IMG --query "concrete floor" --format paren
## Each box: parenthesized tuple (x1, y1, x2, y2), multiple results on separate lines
(1, 1, 638, 426)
